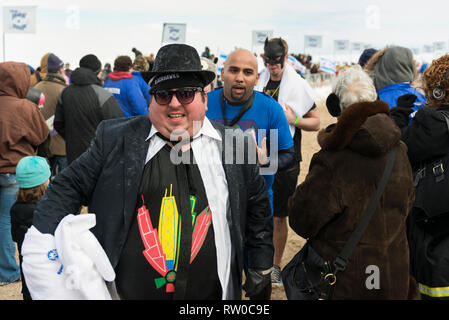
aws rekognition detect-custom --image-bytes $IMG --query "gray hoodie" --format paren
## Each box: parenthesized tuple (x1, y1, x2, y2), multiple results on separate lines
(373, 46, 415, 91)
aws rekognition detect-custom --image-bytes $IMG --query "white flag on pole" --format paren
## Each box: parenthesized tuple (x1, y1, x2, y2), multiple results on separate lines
(423, 45, 433, 53)
(3, 6, 37, 34)
(351, 42, 363, 51)
(433, 41, 446, 52)
(334, 40, 350, 52)
(252, 30, 273, 47)
(161, 23, 186, 45)
(304, 35, 322, 48)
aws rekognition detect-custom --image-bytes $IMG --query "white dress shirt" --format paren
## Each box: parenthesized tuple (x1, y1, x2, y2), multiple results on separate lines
(145, 118, 232, 299)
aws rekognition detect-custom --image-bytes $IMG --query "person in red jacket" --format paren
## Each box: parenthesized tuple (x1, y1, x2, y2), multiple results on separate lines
(103, 55, 148, 117)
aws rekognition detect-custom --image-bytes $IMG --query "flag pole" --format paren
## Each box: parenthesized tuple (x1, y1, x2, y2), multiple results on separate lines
(161, 23, 165, 47)
(2, 32, 5, 62)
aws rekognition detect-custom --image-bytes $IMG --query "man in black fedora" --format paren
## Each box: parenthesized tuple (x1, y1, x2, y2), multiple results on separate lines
(23, 43, 274, 300)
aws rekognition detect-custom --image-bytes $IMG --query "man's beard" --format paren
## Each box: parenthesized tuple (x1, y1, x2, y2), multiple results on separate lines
(229, 86, 252, 103)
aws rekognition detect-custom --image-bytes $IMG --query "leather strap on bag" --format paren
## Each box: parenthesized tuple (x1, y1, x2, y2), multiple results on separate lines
(332, 148, 397, 275)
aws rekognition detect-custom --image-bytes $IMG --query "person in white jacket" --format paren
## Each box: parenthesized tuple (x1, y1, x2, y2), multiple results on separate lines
(255, 38, 320, 287)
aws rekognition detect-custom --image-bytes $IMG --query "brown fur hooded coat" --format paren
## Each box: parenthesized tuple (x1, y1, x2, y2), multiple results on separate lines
(288, 100, 420, 299)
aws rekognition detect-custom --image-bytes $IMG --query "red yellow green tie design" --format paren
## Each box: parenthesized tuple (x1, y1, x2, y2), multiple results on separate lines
(137, 186, 212, 293)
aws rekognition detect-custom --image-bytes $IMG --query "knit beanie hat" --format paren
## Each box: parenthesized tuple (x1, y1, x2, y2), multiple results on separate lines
(16, 156, 51, 188)
(358, 48, 377, 68)
(79, 54, 102, 73)
(47, 53, 64, 73)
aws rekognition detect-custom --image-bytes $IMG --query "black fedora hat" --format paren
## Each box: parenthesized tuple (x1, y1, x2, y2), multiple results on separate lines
(144, 43, 216, 88)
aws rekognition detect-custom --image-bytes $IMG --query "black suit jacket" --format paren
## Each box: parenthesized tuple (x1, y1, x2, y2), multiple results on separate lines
(33, 115, 273, 299)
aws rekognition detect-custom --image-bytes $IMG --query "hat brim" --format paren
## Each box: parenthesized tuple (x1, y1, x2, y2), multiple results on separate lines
(141, 70, 216, 87)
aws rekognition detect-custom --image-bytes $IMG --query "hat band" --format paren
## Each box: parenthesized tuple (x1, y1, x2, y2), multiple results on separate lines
(154, 73, 180, 85)
(150, 72, 205, 91)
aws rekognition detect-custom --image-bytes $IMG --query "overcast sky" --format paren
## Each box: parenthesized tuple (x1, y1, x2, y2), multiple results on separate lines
(2, 0, 448, 68)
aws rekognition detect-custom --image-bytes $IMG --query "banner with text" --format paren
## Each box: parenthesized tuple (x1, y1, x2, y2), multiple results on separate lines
(351, 42, 363, 51)
(161, 23, 186, 45)
(252, 30, 273, 47)
(334, 40, 350, 52)
(3, 6, 37, 33)
(423, 45, 433, 53)
(433, 41, 446, 52)
(304, 35, 322, 48)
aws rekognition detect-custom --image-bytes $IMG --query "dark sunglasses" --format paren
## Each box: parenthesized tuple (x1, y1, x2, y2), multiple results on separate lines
(150, 87, 203, 105)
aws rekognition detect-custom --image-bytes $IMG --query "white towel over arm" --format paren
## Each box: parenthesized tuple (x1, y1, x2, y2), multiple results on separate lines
(21, 214, 115, 300)
(256, 64, 316, 136)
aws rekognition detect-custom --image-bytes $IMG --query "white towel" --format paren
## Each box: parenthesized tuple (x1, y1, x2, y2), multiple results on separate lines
(22, 214, 115, 300)
(256, 64, 316, 136)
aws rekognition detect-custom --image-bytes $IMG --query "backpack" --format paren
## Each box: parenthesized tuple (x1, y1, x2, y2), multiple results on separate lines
(412, 110, 449, 219)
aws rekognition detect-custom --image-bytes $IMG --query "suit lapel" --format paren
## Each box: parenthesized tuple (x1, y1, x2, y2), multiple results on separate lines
(222, 164, 239, 222)
(220, 132, 244, 294)
(210, 122, 239, 223)
(123, 117, 151, 233)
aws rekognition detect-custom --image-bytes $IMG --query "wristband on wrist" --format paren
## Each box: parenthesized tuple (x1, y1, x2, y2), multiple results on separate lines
(294, 116, 299, 126)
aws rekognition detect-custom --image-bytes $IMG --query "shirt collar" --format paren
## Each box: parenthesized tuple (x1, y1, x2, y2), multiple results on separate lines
(146, 117, 222, 142)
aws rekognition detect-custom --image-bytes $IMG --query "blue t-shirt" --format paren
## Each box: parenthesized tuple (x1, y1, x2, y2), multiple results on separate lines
(206, 88, 293, 212)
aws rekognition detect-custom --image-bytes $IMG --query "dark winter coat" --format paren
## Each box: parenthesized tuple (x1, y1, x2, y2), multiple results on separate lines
(394, 104, 449, 166)
(32, 115, 273, 299)
(288, 100, 419, 300)
(391, 103, 449, 298)
(10, 202, 36, 249)
(54, 67, 123, 164)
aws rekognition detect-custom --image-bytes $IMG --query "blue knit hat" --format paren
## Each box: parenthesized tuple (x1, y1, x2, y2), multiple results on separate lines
(47, 53, 64, 73)
(16, 156, 51, 188)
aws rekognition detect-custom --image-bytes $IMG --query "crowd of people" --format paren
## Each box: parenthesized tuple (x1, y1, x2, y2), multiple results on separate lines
(1, 38, 449, 302)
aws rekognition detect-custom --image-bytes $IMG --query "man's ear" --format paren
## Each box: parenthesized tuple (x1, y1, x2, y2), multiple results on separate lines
(260, 53, 264, 59)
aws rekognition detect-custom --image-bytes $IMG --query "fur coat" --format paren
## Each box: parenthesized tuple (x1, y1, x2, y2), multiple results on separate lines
(288, 100, 420, 299)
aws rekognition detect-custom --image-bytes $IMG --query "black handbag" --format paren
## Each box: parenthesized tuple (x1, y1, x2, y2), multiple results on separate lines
(412, 110, 449, 219)
(282, 148, 397, 300)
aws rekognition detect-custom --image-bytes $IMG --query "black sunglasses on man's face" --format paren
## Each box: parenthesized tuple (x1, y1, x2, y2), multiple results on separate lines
(150, 87, 203, 105)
